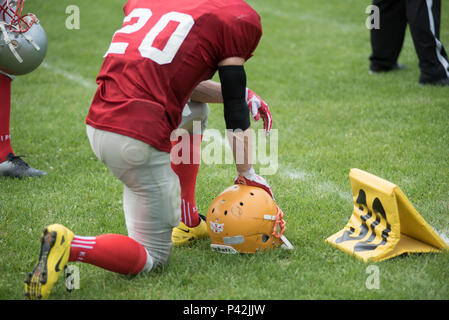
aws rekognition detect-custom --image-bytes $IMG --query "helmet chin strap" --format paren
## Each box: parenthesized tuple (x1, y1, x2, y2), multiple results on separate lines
(280, 235, 294, 250)
(271, 206, 294, 250)
(24, 33, 40, 51)
(272, 206, 287, 238)
(0, 22, 23, 63)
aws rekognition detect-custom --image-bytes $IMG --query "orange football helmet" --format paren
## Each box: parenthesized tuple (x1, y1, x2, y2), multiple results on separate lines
(206, 184, 293, 253)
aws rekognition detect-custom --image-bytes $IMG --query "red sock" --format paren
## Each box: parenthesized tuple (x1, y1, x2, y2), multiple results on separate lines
(0, 74, 13, 162)
(68, 234, 150, 275)
(170, 134, 202, 227)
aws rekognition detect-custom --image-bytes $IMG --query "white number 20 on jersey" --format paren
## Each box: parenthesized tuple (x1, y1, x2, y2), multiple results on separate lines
(105, 8, 194, 65)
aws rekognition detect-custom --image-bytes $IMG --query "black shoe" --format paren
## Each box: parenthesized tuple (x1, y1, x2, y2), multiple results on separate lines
(369, 63, 407, 74)
(419, 77, 449, 86)
(0, 153, 47, 178)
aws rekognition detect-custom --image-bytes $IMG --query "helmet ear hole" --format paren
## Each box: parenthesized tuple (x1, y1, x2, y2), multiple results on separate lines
(240, 202, 244, 206)
(262, 234, 270, 243)
(224, 210, 228, 216)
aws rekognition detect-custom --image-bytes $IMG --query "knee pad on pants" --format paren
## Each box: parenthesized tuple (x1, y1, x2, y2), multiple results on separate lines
(86, 124, 181, 269)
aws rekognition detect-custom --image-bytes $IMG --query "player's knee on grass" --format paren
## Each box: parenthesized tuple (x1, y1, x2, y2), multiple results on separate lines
(140, 231, 174, 271)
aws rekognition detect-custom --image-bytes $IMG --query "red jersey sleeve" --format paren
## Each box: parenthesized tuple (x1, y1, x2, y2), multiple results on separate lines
(218, 5, 262, 61)
(200, 3, 262, 67)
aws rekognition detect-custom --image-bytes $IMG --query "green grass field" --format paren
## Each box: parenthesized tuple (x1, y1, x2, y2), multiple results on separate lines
(1, 0, 448, 300)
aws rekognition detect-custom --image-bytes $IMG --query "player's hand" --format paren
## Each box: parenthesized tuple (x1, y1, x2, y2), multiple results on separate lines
(246, 88, 272, 136)
(234, 167, 274, 199)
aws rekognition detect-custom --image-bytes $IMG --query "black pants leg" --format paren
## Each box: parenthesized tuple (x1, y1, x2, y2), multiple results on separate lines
(406, 0, 449, 82)
(369, 0, 407, 71)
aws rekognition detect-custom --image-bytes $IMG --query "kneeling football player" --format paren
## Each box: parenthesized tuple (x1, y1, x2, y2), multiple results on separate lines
(24, 0, 275, 299)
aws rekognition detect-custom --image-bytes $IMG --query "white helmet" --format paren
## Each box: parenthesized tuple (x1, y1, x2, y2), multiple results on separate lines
(0, 0, 47, 75)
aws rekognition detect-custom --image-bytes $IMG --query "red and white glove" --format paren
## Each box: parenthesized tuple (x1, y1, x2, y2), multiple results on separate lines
(246, 88, 273, 136)
(234, 167, 274, 199)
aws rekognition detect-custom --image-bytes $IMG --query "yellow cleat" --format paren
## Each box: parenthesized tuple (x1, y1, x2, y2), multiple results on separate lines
(172, 215, 209, 246)
(24, 224, 74, 300)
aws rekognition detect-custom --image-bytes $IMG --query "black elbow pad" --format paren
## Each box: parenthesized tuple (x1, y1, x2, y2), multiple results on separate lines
(218, 65, 250, 131)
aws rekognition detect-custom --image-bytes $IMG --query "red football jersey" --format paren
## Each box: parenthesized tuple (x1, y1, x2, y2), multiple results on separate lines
(86, 0, 262, 152)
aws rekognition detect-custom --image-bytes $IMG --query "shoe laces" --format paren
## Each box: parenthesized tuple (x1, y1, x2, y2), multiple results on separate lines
(6, 153, 30, 168)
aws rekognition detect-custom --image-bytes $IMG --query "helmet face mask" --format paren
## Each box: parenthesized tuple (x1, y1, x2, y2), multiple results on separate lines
(206, 184, 293, 254)
(0, 1, 47, 75)
(1, 1, 30, 32)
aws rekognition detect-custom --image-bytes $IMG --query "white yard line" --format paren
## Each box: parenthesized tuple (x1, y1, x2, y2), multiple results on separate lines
(41, 62, 97, 89)
(205, 133, 352, 201)
(281, 167, 352, 201)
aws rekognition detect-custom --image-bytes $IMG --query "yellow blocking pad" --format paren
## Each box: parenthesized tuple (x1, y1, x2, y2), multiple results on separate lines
(326, 169, 448, 262)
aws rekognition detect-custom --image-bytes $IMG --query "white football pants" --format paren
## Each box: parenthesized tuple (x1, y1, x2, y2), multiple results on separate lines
(85, 101, 209, 270)
(86, 124, 181, 270)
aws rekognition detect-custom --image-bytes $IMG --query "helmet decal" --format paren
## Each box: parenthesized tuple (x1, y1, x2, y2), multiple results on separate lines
(209, 221, 224, 234)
